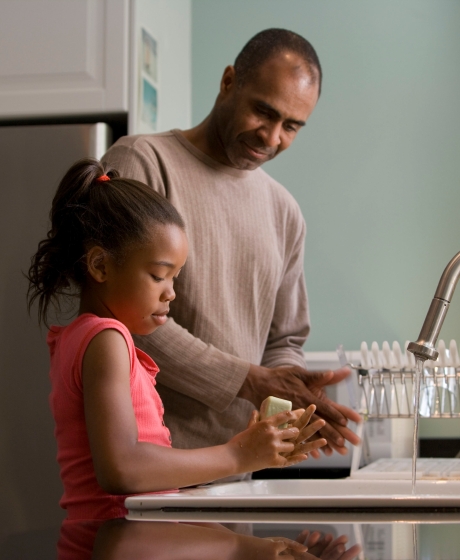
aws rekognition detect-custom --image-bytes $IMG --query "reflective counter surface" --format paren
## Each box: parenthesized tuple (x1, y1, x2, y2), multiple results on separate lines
(2, 513, 460, 560)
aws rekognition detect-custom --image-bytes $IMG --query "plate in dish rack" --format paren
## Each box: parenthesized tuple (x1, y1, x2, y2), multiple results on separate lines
(124, 478, 460, 512)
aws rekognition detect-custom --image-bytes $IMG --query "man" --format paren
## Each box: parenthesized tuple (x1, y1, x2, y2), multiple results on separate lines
(103, 28, 360, 457)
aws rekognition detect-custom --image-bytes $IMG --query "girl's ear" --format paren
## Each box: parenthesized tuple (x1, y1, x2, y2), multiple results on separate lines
(86, 246, 110, 283)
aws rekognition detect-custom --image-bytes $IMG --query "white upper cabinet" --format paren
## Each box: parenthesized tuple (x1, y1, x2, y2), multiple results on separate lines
(0, 0, 129, 118)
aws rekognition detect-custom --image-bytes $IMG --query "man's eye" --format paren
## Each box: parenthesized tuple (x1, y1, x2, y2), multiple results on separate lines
(257, 108, 270, 117)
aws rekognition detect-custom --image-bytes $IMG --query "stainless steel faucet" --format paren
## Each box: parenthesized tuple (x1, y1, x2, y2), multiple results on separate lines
(408, 251, 460, 362)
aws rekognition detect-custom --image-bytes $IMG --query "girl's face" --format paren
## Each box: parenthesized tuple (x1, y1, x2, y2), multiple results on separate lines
(100, 223, 188, 335)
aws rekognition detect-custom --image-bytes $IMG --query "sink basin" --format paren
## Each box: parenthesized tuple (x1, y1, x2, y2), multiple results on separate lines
(125, 478, 460, 512)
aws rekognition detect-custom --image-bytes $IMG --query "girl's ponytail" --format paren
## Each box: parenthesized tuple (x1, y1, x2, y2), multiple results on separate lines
(27, 158, 184, 325)
(27, 159, 119, 324)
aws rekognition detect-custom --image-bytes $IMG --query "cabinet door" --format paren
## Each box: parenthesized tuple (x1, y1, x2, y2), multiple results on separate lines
(0, 0, 129, 118)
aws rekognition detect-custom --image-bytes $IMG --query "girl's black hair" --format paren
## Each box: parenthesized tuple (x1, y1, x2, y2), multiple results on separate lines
(27, 158, 185, 325)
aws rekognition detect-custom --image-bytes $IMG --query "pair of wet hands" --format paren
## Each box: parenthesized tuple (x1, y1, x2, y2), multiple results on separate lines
(258, 397, 328, 461)
(259, 528, 362, 559)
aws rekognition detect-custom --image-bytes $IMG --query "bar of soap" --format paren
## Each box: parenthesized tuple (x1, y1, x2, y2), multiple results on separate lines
(259, 396, 292, 428)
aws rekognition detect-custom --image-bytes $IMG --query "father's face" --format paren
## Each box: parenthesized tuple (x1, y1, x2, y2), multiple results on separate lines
(216, 52, 320, 171)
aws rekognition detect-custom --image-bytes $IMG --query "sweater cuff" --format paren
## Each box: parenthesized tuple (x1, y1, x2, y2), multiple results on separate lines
(261, 348, 307, 370)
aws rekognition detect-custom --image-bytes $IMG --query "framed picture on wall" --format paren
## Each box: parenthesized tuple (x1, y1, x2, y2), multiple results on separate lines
(141, 78, 157, 130)
(141, 28, 157, 83)
(134, 26, 159, 134)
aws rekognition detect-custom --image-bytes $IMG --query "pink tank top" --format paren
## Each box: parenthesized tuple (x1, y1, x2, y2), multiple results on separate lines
(48, 314, 172, 519)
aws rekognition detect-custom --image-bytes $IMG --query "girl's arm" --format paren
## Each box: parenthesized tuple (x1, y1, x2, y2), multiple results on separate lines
(82, 329, 326, 494)
(92, 519, 310, 560)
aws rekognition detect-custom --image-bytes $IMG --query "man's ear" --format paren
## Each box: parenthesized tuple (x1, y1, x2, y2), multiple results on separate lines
(86, 246, 110, 283)
(220, 65, 236, 95)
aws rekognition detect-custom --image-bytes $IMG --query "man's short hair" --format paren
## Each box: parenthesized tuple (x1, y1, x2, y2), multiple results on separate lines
(234, 28, 322, 94)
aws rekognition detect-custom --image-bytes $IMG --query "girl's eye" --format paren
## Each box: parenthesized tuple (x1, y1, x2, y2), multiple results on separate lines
(151, 275, 163, 282)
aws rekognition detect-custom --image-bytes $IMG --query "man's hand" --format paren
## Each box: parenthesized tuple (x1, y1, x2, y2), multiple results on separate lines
(237, 364, 361, 455)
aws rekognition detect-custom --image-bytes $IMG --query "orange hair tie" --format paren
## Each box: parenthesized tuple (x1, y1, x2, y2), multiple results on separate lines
(97, 175, 110, 182)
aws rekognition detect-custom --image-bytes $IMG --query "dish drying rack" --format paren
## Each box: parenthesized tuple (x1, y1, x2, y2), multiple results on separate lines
(347, 339, 460, 419)
(338, 340, 460, 476)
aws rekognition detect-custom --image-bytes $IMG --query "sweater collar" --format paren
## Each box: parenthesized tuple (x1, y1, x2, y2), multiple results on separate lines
(171, 129, 254, 179)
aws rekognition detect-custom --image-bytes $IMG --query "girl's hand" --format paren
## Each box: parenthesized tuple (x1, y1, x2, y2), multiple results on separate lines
(263, 533, 362, 560)
(227, 405, 326, 473)
(282, 404, 327, 462)
(228, 410, 303, 472)
(263, 404, 329, 464)
(263, 536, 308, 557)
(296, 529, 362, 560)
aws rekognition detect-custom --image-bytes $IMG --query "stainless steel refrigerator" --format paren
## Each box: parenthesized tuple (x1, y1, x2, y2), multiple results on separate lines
(0, 123, 112, 542)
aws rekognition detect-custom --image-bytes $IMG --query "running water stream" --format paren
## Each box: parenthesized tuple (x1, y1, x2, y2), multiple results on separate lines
(411, 358, 425, 494)
(412, 523, 418, 560)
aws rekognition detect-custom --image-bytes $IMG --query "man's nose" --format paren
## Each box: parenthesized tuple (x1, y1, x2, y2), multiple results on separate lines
(258, 122, 282, 148)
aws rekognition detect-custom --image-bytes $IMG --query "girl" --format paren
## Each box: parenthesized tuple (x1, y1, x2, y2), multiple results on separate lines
(27, 158, 327, 520)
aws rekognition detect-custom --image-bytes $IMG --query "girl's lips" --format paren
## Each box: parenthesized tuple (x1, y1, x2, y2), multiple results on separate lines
(152, 313, 168, 326)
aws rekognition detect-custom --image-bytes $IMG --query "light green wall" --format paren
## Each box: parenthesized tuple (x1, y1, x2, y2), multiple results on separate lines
(191, 0, 460, 352)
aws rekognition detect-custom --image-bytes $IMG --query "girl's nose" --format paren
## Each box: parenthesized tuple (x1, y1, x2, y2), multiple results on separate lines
(161, 283, 176, 302)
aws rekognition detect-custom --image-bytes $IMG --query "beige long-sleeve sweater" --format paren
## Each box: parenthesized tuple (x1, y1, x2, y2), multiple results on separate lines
(102, 130, 310, 448)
